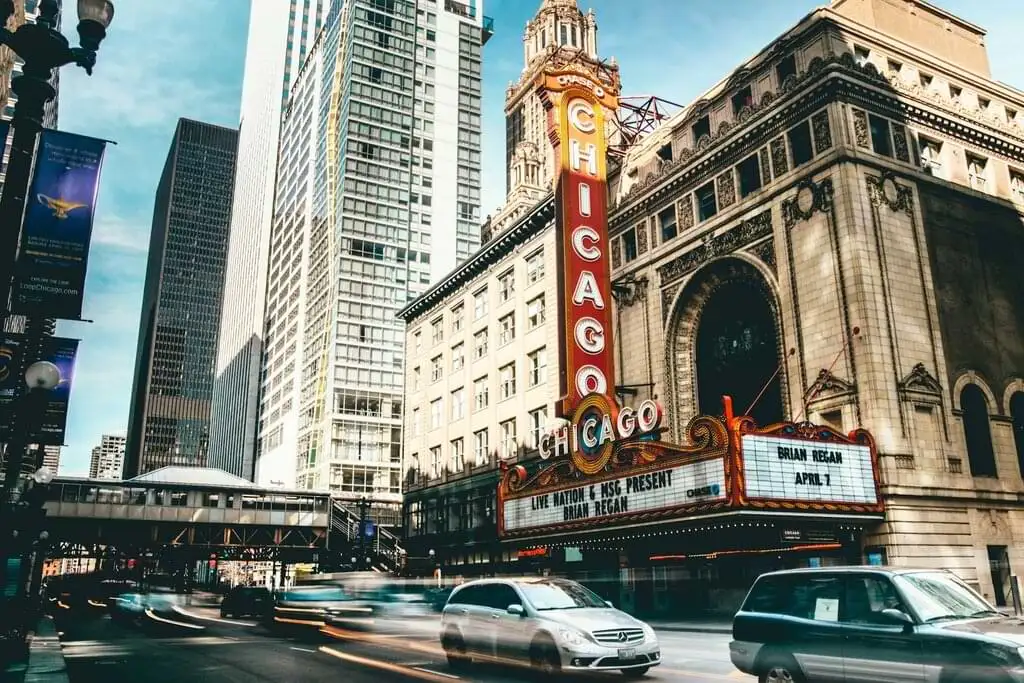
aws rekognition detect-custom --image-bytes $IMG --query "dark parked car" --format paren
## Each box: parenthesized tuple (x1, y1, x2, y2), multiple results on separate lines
(220, 586, 271, 618)
(730, 566, 1024, 683)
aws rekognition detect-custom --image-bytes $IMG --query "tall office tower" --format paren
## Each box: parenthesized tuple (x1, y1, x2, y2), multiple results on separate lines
(256, 0, 490, 503)
(88, 434, 125, 480)
(124, 119, 239, 478)
(40, 445, 59, 473)
(208, 0, 329, 481)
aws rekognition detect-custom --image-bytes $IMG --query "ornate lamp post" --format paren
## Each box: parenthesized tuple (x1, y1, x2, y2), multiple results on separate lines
(0, 0, 114, 314)
(3, 360, 61, 500)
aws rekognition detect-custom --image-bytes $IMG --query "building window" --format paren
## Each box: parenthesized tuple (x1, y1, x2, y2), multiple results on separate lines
(949, 84, 962, 102)
(451, 343, 464, 372)
(430, 445, 441, 478)
(776, 54, 796, 84)
(451, 438, 464, 471)
(731, 85, 753, 115)
(473, 429, 489, 465)
(414, 331, 421, 354)
(1011, 172, 1024, 204)
(528, 347, 547, 387)
(526, 249, 544, 283)
(527, 295, 545, 329)
(691, 115, 710, 145)
(430, 355, 442, 382)
(451, 304, 464, 333)
(658, 206, 677, 242)
(853, 45, 870, 66)
(473, 329, 488, 360)
(500, 419, 517, 459)
(499, 363, 516, 400)
(868, 114, 892, 157)
(737, 154, 762, 197)
(430, 398, 443, 430)
(499, 269, 515, 302)
(411, 408, 420, 436)
(696, 182, 717, 222)
(960, 384, 997, 478)
(919, 72, 933, 89)
(473, 376, 488, 411)
(967, 154, 988, 191)
(473, 288, 488, 319)
(529, 406, 548, 450)
(788, 120, 814, 167)
(622, 228, 638, 262)
(431, 317, 443, 345)
(920, 137, 942, 174)
(498, 313, 515, 346)
(412, 366, 421, 390)
(451, 387, 465, 420)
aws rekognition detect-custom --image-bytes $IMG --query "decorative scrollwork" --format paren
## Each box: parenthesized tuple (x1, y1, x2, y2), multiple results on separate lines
(684, 414, 729, 450)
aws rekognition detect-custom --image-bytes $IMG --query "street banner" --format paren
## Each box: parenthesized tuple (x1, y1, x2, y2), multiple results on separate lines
(0, 334, 78, 445)
(11, 129, 108, 320)
(32, 335, 79, 446)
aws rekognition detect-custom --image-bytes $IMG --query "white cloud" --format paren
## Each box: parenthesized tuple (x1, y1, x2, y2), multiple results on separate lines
(90, 212, 150, 252)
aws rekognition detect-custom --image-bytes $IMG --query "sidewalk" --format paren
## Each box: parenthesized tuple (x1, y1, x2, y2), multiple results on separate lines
(1, 617, 68, 683)
(647, 617, 733, 634)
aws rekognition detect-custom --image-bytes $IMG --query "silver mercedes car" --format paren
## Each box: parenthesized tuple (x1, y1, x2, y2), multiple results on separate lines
(439, 577, 660, 677)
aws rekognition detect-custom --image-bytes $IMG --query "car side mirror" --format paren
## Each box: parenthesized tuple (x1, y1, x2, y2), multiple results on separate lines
(605, 600, 614, 608)
(881, 608, 913, 628)
(507, 604, 525, 616)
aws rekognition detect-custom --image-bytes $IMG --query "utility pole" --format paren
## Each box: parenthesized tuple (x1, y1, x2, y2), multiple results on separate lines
(356, 497, 369, 570)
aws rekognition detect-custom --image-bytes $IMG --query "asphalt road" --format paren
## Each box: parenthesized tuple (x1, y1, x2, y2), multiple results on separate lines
(52, 602, 752, 683)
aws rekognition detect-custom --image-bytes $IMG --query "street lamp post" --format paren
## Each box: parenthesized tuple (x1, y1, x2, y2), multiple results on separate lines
(2, 360, 61, 500)
(0, 0, 114, 316)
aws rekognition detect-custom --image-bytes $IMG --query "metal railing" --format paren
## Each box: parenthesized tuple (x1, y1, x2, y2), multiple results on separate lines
(328, 498, 404, 571)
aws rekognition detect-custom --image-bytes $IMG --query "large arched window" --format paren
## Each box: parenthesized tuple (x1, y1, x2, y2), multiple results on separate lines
(1011, 392, 1024, 478)
(960, 384, 997, 477)
(695, 279, 784, 427)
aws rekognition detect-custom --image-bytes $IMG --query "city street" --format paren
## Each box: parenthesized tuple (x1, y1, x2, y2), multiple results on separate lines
(53, 605, 751, 683)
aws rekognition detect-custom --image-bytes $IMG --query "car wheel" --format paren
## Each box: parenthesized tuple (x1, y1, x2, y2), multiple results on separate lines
(759, 653, 805, 683)
(530, 637, 561, 677)
(442, 629, 469, 670)
(621, 666, 651, 678)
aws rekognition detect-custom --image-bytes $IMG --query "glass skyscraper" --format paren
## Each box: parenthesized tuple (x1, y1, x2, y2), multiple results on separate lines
(124, 119, 239, 477)
(256, 0, 489, 506)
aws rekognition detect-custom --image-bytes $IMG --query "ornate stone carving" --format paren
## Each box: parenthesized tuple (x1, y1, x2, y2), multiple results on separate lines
(636, 220, 649, 255)
(758, 146, 772, 185)
(748, 239, 777, 274)
(661, 282, 682, 322)
(611, 273, 649, 309)
(891, 123, 911, 163)
(852, 108, 870, 148)
(898, 362, 943, 397)
(611, 235, 622, 269)
(782, 177, 835, 228)
(806, 368, 856, 402)
(811, 110, 832, 153)
(678, 194, 694, 232)
(716, 170, 736, 210)
(866, 172, 913, 214)
(769, 137, 788, 177)
(657, 209, 772, 284)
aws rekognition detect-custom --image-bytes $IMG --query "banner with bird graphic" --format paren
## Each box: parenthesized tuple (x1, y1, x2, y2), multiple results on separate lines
(10, 129, 108, 320)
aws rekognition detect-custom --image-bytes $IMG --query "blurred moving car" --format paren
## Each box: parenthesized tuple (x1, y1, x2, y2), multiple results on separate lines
(730, 566, 1024, 683)
(321, 576, 435, 636)
(109, 593, 149, 625)
(220, 586, 271, 618)
(440, 577, 660, 678)
(267, 585, 351, 633)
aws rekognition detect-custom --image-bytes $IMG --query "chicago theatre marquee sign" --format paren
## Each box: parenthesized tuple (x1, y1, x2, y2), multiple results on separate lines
(497, 64, 883, 539)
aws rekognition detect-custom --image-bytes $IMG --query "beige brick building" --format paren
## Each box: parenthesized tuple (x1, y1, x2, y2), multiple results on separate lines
(400, 0, 1024, 611)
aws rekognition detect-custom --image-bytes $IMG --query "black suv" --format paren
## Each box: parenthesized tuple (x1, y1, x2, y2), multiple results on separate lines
(729, 566, 1024, 682)
(220, 586, 271, 618)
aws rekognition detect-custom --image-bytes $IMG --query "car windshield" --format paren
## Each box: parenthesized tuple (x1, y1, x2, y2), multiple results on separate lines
(519, 580, 608, 611)
(894, 571, 998, 622)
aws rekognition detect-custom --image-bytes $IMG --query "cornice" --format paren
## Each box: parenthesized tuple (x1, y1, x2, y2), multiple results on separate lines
(397, 194, 556, 323)
(609, 52, 1024, 226)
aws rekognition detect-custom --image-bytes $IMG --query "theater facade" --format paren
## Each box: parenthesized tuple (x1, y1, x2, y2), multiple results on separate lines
(399, 0, 1024, 617)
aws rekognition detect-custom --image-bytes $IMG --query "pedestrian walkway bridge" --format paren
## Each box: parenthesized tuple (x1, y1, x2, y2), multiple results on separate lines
(41, 467, 404, 570)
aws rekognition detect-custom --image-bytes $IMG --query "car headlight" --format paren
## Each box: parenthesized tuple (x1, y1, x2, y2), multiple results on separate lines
(641, 624, 658, 642)
(557, 627, 588, 646)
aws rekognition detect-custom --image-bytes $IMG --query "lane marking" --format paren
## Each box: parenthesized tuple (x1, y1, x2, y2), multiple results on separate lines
(144, 609, 206, 630)
(290, 646, 316, 653)
(318, 647, 461, 682)
(656, 666, 750, 680)
(171, 605, 256, 627)
(411, 667, 459, 679)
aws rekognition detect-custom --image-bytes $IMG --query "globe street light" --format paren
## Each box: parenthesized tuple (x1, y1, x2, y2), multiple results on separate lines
(2, 361, 62, 500)
(0, 0, 114, 315)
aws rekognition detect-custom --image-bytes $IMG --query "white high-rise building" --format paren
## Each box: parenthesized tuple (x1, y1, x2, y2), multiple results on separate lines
(209, 0, 329, 481)
(88, 434, 126, 480)
(256, 0, 491, 506)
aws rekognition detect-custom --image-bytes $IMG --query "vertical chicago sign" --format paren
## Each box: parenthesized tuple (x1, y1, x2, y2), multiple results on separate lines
(539, 67, 620, 419)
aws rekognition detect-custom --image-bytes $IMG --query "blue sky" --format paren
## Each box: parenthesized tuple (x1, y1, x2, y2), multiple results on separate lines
(54, 0, 1024, 475)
